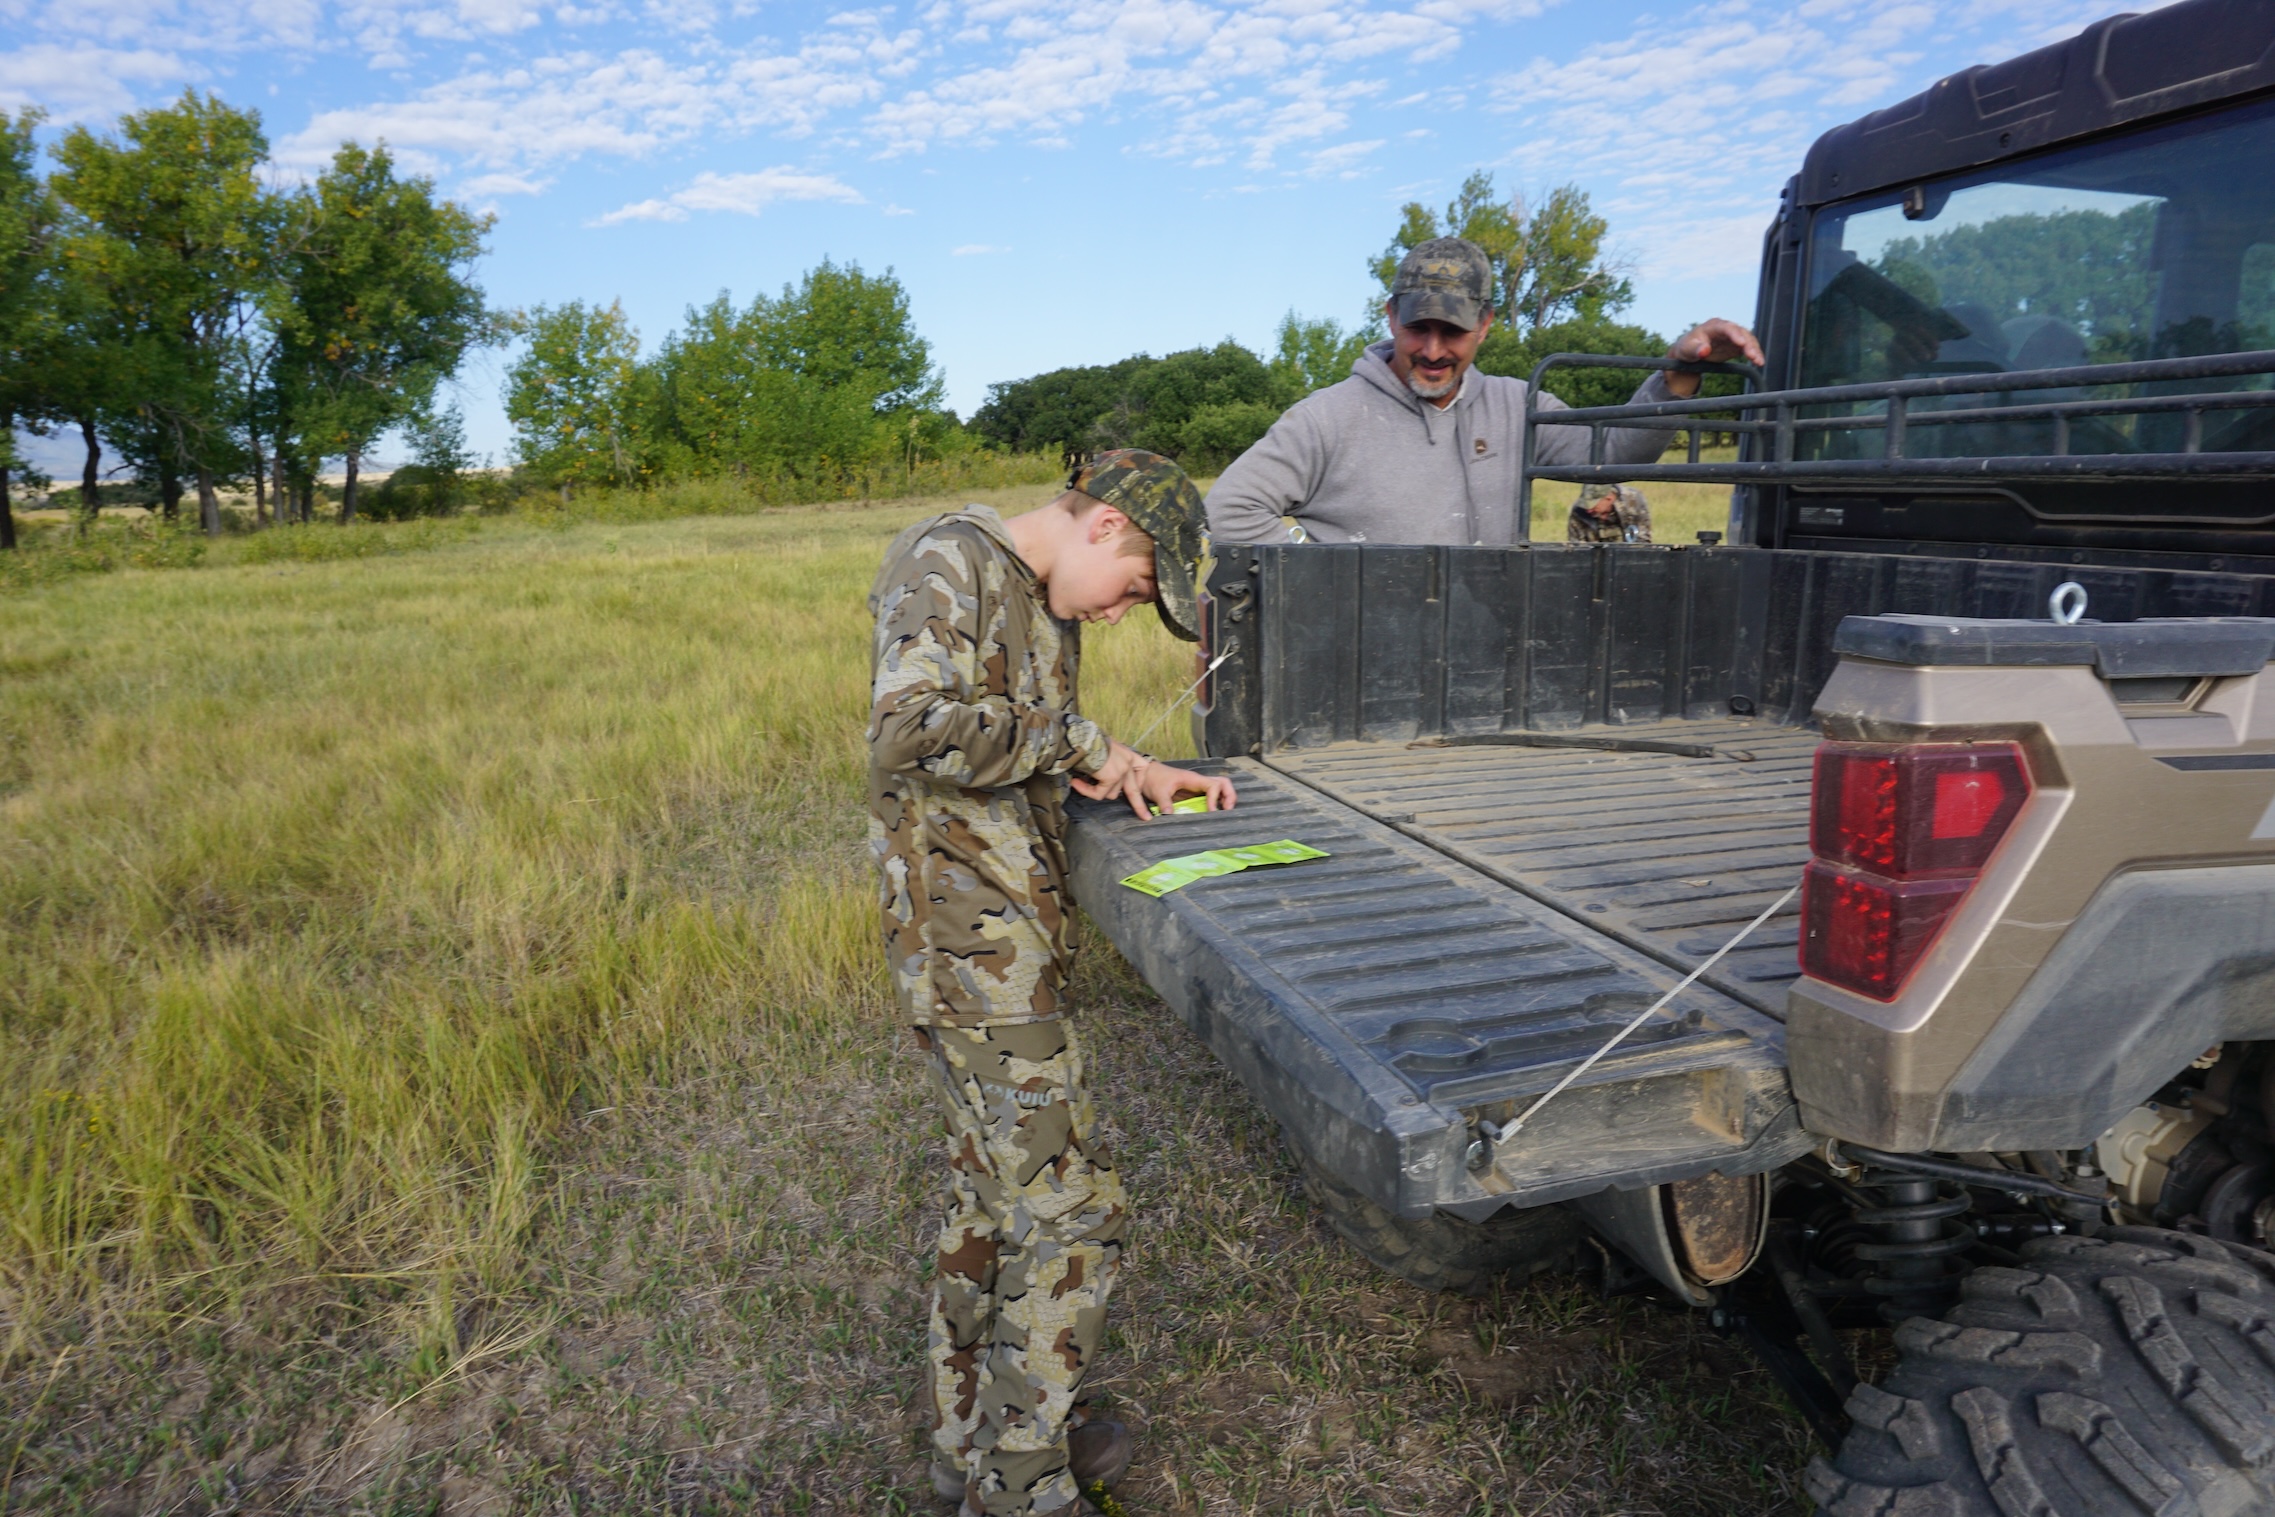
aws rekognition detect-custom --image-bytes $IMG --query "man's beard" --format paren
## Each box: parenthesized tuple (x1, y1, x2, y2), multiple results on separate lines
(1405, 366, 1458, 399)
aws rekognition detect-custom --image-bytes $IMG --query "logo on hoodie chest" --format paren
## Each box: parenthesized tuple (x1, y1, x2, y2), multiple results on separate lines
(1473, 438, 1488, 456)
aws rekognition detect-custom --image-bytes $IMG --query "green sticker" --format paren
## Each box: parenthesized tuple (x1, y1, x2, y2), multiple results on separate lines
(1223, 840, 1328, 867)
(1120, 840, 1332, 896)
(1149, 795, 1214, 816)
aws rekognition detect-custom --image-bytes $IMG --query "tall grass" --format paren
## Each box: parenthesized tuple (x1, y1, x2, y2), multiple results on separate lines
(0, 510, 824, 1342)
(0, 482, 1208, 1366)
(0, 514, 207, 589)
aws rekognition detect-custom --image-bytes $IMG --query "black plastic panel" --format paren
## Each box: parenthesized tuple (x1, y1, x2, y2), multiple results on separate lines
(1201, 544, 2275, 758)
(1796, 0, 2275, 209)
(1835, 613, 2275, 676)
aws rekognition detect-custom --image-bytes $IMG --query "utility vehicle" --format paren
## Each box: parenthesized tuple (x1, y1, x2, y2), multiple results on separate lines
(1071, 3, 2275, 1509)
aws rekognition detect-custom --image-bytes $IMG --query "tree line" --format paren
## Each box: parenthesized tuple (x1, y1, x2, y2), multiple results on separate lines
(501, 171, 1667, 494)
(0, 92, 493, 548)
(0, 91, 1676, 554)
(973, 174, 1668, 465)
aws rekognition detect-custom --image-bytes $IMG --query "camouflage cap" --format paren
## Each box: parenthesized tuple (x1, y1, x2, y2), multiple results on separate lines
(1391, 236, 1494, 332)
(1068, 448, 1205, 642)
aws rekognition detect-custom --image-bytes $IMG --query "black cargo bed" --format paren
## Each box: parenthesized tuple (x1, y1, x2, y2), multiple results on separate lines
(1068, 759, 1809, 1221)
(1267, 719, 1814, 1017)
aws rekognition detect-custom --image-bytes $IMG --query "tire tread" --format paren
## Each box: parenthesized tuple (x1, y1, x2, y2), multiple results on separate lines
(1813, 1226, 2275, 1517)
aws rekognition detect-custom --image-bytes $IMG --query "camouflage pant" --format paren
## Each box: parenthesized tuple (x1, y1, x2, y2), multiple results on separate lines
(918, 1019, 1128, 1516)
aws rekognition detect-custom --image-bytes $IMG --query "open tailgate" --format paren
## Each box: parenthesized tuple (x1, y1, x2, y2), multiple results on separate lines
(1068, 757, 1811, 1220)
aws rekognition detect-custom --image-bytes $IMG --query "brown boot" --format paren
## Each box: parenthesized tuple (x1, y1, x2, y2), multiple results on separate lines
(952, 1427, 1130, 1516)
(957, 1486, 1108, 1517)
(931, 1457, 967, 1502)
(1069, 1420, 1133, 1490)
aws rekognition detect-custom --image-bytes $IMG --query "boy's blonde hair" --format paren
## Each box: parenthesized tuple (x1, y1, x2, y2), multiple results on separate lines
(1057, 490, 1157, 559)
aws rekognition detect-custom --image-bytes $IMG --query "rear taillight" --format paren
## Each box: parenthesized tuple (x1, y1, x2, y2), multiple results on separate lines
(1800, 742, 2030, 1000)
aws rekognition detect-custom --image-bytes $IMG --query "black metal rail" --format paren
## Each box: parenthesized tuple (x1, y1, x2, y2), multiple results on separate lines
(1516, 349, 2275, 520)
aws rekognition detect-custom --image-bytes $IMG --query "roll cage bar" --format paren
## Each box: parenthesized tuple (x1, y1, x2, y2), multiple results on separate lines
(1516, 349, 2275, 527)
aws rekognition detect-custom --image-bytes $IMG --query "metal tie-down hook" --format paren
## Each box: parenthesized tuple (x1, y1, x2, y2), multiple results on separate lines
(2049, 581, 2088, 624)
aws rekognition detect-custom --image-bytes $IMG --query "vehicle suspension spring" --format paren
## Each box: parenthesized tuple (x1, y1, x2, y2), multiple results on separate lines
(1847, 1173, 1973, 1321)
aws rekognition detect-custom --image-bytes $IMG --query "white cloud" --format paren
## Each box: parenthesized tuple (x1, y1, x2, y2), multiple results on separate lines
(341, 0, 551, 63)
(1, 0, 2175, 279)
(0, 0, 1560, 190)
(1307, 136, 1382, 176)
(0, 44, 195, 120)
(593, 165, 863, 223)
(6, 0, 321, 56)
(1487, 0, 2153, 285)
(460, 169, 551, 195)
(861, 0, 1504, 162)
(275, 48, 728, 172)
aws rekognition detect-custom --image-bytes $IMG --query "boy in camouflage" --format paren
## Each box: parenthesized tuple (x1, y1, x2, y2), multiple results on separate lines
(867, 450, 1236, 1516)
(1567, 483, 1653, 543)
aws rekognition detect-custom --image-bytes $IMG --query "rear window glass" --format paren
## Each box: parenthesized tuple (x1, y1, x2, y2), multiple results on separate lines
(1798, 97, 2275, 458)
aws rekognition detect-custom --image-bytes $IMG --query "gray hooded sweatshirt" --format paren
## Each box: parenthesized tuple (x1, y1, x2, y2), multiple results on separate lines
(1205, 341, 1676, 547)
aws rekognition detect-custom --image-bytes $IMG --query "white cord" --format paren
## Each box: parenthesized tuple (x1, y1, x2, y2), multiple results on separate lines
(1485, 883, 1799, 1147)
(1126, 645, 1234, 751)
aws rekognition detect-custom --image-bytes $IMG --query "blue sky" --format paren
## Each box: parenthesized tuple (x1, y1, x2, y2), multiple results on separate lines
(2, 0, 2148, 465)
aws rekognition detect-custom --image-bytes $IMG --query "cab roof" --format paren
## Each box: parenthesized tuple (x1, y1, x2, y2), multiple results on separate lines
(1798, 0, 2275, 210)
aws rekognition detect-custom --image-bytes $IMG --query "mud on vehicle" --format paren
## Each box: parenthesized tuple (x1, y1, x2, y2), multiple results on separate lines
(1071, 4, 2275, 1512)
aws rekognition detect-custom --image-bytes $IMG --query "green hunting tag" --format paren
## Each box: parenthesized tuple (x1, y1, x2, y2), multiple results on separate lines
(1153, 795, 1213, 815)
(1120, 840, 1330, 897)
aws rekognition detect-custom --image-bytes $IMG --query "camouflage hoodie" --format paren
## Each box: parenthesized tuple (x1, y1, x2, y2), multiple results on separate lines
(868, 507, 1114, 1028)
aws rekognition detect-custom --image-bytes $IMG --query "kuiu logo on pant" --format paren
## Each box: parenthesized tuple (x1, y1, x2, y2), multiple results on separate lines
(979, 1079, 1060, 1109)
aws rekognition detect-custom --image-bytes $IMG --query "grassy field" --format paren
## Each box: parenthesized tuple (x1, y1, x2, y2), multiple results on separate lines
(0, 486, 1810, 1514)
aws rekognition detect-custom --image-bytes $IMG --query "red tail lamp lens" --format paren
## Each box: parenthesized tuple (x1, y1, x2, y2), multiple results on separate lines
(1800, 865, 1974, 999)
(1801, 742, 2031, 1002)
(1809, 743, 2030, 879)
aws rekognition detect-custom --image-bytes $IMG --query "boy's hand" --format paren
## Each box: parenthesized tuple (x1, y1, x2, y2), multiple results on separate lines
(1130, 760, 1236, 820)
(1074, 740, 1144, 798)
(1072, 740, 1238, 818)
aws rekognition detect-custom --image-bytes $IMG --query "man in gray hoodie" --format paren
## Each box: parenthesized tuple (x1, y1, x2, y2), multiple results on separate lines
(1205, 237, 1763, 547)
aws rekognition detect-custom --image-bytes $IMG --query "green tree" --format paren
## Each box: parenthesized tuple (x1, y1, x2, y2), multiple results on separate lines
(0, 108, 57, 550)
(275, 143, 493, 522)
(651, 293, 877, 484)
(1474, 312, 1668, 407)
(50, 90, 280, 533)
(1112, 342, 1280, 469)
(970, 341, 1285, 471)
(1371, 173, 1632, 333)
(364, 397, 475, 520)
(504, 300, 652, 486)
(646, 265, 955, 491)
(744, 259, 940, 411)
(36, 202, 138, 521)
(969, 356, 1149, 458)
(1268, 311, 1369, 401)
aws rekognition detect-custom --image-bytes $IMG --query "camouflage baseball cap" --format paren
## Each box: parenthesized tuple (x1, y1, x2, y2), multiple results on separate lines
(1068, 449, 1205, 642)
(1391, 236, 1494, 331)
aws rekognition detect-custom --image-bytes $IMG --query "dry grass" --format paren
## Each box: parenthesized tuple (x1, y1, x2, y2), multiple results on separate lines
(0, 486, 1813, 1514)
